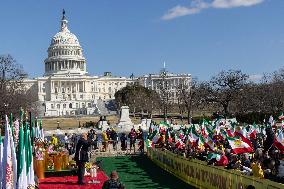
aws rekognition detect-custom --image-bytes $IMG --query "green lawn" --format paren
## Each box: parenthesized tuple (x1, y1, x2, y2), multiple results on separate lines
(97, 155, 195, 189)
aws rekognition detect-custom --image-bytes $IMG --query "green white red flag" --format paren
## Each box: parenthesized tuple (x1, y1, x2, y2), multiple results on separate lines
(227, 136, 253, 154)
(274, 131, 284, 154)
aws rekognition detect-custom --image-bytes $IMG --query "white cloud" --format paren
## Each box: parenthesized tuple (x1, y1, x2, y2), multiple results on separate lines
(161, 5, 203, 20)
(161, 0, 265, 20)
(212, 0, 264, 8)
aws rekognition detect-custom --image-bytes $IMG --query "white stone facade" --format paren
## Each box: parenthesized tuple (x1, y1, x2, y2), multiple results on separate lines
(24, 11, 134, 117)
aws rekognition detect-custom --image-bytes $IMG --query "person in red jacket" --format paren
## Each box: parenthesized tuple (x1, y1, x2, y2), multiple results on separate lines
(215, 151, 229, 166)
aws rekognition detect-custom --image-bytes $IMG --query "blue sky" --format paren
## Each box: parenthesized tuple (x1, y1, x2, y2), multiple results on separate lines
(0, 0, 283, 80)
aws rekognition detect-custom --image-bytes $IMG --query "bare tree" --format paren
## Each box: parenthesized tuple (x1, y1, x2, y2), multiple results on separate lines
(209, 70, 248, 117)
(0, 54, 36, 117)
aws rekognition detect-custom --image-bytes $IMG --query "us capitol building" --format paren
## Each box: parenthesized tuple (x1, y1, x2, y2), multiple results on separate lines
(24, 11, 191, 117)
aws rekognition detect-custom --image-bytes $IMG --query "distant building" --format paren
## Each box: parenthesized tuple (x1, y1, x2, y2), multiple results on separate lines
(138, 68, 191, 103)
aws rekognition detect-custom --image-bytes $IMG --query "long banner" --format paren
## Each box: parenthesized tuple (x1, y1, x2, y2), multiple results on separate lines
(147, 148, 284, 189)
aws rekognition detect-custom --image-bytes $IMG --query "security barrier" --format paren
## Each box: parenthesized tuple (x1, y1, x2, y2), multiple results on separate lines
(147, 148, 284, 189)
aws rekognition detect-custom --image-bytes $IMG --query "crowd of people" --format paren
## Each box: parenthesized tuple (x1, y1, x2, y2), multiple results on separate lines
(101, 126, 145, 153)
(48, 125, 146, 156)
(147, 118, 284, 184)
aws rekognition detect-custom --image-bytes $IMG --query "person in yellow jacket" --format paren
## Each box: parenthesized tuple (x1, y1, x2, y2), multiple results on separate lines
(51, 134, 58, 146)
(251, 162, 264, 179)
(102, 131, 109, 152)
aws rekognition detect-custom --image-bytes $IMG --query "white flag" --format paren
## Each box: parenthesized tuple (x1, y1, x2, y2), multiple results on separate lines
(2, 115, 17, 189)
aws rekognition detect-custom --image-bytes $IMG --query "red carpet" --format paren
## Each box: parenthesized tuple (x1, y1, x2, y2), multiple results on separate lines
(39, 171, 109, 189)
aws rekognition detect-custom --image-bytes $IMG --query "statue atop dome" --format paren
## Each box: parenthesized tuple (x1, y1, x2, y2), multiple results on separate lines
(60, 9, 69, 32)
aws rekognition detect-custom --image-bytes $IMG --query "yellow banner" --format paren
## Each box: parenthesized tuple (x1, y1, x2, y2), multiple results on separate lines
(147, 148, 284, 189)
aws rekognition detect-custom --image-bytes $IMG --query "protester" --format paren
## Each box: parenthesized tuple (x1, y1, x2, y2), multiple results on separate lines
(110, 128, 118, 151)
(102, 130, 109, 152)
(128, 127, 137, 153)
(74, 133, 97, 185)
(64, 133, 69, 148)
(51, 134, 58, 146)
(102, 170, 125, 189)
(120, 133, 127, 151)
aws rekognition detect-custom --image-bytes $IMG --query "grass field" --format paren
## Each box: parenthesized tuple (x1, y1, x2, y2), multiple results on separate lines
(97, 155, 195, 189)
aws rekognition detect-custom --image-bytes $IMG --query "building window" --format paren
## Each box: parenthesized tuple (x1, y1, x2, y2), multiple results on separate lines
(82, 103, 85, 108)
(80, 94, 83, 99)
(73, 94, 76, 99)
(69, 103, 72, 108)
(57, 104, 60, 109)
(88, 103, 91, 108)
(51, 104, 54, 109)
(63, 104, 66, 108)
(76, 103, 79, 108)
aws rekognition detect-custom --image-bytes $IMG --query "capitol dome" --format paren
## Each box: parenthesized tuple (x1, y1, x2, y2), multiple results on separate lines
(51, 31, 79, 46)
(44, 10, 87, 76)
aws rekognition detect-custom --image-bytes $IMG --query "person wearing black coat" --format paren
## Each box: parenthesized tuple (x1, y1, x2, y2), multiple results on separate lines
(74, 133, 97, 185)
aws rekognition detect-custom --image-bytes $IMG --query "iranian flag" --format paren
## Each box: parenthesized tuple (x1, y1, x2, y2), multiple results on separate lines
(191, 126, 199, 141)
(274, 131, 284, 154)
(145, 139, 153, 148)
(204, 132, 215, 151)
(166, 130, 172, 143)
(248, 123, 257, 140)
(198, 135, 205, 150)
(17, 122, 27, 189)
(2, 116, 17, 189)
(227, 136, 253, 154)
(234, 130, 253, 148)
(26, 127, 35, 187)
(175, 139, 185, 149)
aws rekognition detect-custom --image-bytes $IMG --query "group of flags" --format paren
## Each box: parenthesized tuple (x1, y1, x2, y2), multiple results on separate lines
(147, 112, 284, 155)
(0, 112, 44, 189)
